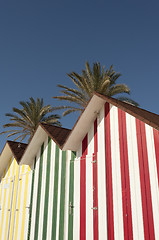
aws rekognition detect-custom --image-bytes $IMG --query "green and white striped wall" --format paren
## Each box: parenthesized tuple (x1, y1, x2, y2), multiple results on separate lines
(28, 136, 76, 240)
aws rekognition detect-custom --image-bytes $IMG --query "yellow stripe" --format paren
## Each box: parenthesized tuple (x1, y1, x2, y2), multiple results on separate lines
(12, 158, 17, 177)
(20, 172, 30, 239)
(5, 157, 12, 178)
(8, 163, 20, 240)
(27, 165, 31, 172)
(4, 177, 14, 239)
(13, 165, 26, 240)
(2, 165, 7, 178)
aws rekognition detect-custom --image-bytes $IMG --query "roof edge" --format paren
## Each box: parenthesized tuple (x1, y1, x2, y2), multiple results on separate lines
(94, 92, 159, 131)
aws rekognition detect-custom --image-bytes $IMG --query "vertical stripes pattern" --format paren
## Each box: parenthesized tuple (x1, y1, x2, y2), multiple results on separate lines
(2, 101, 159, 240)
(0, 157, 31, 240)
(28, 136, 75, 240)
(72, 102, 159, 240)
(118, 108, 133, 239)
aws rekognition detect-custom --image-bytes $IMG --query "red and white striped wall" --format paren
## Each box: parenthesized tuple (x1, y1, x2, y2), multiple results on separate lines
(72, 102, 159, 240)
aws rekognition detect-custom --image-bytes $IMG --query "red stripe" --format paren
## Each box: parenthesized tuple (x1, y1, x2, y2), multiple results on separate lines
(93, 119, 99, 240)
(118, 109, 133, 239)
(105, 103, 114, 239)
(136, 119, 155, 240)
(153, 129, 159, 186)
(80, 135, 87, 240)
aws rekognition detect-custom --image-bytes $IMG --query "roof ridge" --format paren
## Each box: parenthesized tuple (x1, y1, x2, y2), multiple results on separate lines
(40, 122, 71, 131)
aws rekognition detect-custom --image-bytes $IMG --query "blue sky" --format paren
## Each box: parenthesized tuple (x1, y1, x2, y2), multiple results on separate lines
(0, 0, 159, 152)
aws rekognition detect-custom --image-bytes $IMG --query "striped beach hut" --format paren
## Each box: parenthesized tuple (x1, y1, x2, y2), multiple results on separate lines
(1, 92, 159, 239)
(0, 141, 31, 240)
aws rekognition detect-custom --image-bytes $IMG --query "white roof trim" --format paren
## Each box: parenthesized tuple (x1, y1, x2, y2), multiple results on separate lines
(0, 143, 13, 178)
(62, 95, 106, 151)
(20, 125, 48, 166)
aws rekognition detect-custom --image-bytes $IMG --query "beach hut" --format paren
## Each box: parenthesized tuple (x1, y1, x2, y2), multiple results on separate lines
(1, 92, 159, 239)
(0, 141, 31, 240)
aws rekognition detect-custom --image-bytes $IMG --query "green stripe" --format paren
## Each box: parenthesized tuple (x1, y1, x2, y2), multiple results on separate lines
(51, 145, 60, 240)
(27, 157, 36, 240)
(42, 137, 52, 239)
(68, 151, 76, 240)
(34, 143, 44, 240)
(59, 151, 67, 240)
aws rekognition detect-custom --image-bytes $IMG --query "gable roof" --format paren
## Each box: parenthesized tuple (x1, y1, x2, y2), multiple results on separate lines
(63, 92, 159, 150)
(7, 141, 28, 163)
(0, 141, 27, 178)
(20, 123, 71, 165)
(40, 123, 71, 147)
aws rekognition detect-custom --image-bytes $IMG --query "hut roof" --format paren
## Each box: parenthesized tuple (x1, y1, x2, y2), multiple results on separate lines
(7, 141, 27, 163)
(63, 92, 159, 150)
(0, 141, 27, 177)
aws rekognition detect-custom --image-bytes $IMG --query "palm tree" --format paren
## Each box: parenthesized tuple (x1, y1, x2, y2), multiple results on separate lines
(0, 97, 61, 142)
(53, 62, 139, 116)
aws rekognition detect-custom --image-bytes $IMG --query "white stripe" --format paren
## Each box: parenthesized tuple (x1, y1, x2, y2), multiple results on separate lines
(97, 105, 107, 240)
(38, 138, 48, 240)
(145, 124, 159, 239)
(86, 121, 94, 240)
(16, 173, 27, 240)
(86, 155, 93, 240)
(56, 149, 62, 240)
(88, 122, 94, 156)
(64, 150, 71, 240)
(73, 157, 80, 240)
(76, 143, 82, 158)
(110, 105, 124, 240)
(46, 140, 56, 240)
(30, 148, 41, 239)
(126, 113, 144, 239)
(23, 165, 30, 174)
(24, 171, 33, 240)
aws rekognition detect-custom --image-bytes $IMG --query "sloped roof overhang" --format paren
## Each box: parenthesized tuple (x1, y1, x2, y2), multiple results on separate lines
(62, 94, 106, 151)
(0, 142, 13, 178)
(0, 141, 27, 178)
(20, 123, 71, 166)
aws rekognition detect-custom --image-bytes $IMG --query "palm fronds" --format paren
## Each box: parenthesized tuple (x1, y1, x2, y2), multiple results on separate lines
(53, 62, 138, 115)
(0, 97, 61, 142)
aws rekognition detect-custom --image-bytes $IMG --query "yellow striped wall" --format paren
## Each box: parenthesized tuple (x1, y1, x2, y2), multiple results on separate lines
(0, 157, 32, 240)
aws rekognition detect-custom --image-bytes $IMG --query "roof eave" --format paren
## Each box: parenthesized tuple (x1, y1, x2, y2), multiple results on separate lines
(62, 94, 106, 151)
(20, 125, 48, 166)
(0, 142, 12, 178)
